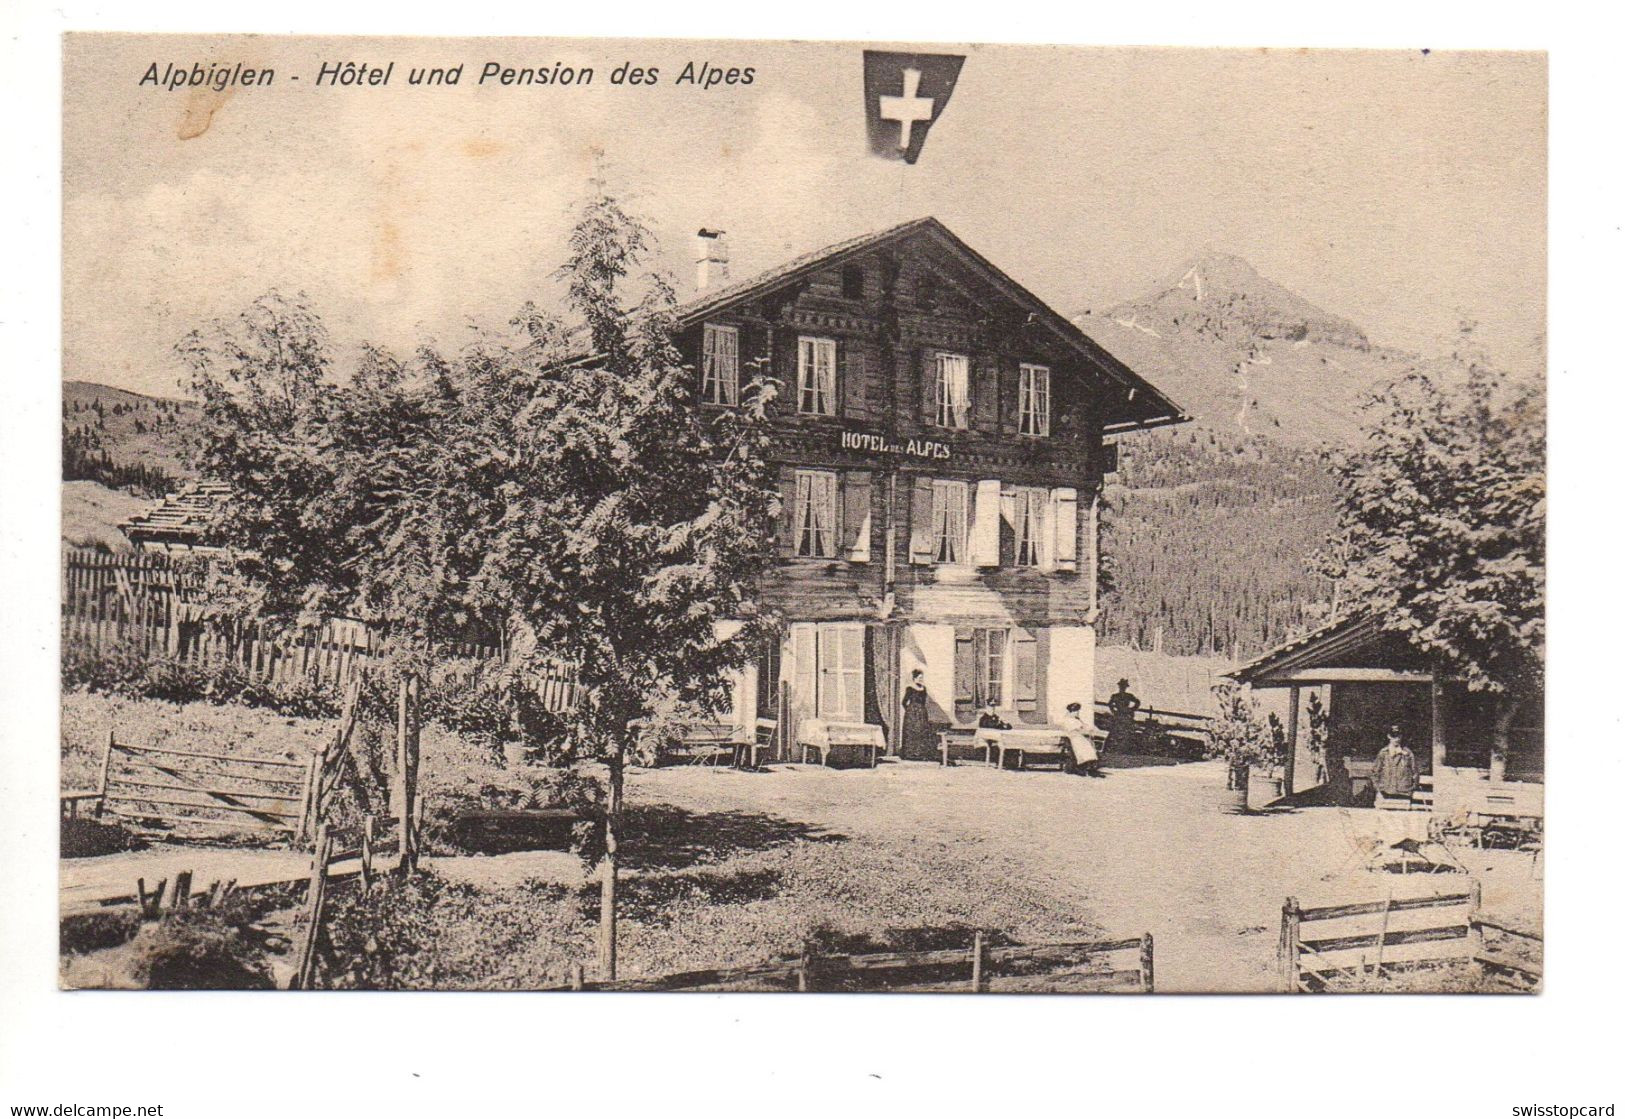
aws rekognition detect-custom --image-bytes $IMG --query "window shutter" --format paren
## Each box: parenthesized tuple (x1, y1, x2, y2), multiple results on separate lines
(839, 341, 870, 418)
(777, 466, 799, 557)
(843, 471, 872, 563)
(973, 356, 999, 433)
(999, 489, 1018, 568)
(908, 476, 936, 564)
(920, 350, 938, 424)
(971, 480, 1001, 568)
(1051, 487, 1078, 572)
(839, 626, 864, 720)
(953, 630, 976, 722)
(1000, 360, 1021, 435)
(1013, 628, 1039, 712)
(791, 625, 818, 731)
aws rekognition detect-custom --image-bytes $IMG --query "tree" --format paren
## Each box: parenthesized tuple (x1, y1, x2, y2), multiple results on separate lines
(184, 174, 781, 977)
(1335, 364, 1544, 778)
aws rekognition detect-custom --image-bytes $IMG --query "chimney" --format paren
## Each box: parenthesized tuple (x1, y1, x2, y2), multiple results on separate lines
(695, 228, 729, 291)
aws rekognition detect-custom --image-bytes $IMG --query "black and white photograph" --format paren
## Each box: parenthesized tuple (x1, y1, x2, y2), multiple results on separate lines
(46, 34, 1550, 998)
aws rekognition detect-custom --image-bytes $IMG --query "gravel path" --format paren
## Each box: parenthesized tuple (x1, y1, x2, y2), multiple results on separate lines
(630, 758, 1541, 992)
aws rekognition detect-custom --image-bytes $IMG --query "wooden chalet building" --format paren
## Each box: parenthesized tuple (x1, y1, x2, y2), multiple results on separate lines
(667, 218, 1186, 753)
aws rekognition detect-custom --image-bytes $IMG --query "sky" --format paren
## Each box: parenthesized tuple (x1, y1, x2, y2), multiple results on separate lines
(62, 36, 1547, 398)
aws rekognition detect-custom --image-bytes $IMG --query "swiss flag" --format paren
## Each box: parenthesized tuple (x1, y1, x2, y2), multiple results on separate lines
(863, 51, 966, 165)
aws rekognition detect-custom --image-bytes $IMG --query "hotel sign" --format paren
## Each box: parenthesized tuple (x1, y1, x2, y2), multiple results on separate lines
(839, 429, 952, 460)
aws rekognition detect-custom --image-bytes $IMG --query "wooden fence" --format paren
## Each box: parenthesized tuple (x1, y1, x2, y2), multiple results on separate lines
(1279, 883, 1542, 992)
(60, 547, 548, 695)
(91, 729, 315, 841)
(555, 932, 1154, 993)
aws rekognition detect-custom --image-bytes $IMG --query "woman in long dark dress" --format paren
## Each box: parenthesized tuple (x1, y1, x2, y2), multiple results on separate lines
(899, 670, 933, 760)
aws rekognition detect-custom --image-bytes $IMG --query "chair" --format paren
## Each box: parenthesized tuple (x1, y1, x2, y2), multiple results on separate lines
(1325, 808, 1389, 879)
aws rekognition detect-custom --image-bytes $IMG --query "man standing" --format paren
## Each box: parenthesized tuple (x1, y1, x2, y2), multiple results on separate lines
(1106, 678, 1142, 751)
(1373, 724, 1420, 801)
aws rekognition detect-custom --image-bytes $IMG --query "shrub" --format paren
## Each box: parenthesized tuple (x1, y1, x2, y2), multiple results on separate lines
(126, 905, 274, 990)
(61, 641, 341, 718)
(61, 816, 145, 859)
(60, 909, 143, 955)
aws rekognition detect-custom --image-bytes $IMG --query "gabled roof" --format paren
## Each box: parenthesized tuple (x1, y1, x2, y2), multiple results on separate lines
(676, 216, 1188, 434)
(1231, 612, 1432, 687)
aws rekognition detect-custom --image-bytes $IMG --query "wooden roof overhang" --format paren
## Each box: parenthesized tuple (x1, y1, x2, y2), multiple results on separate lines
(1230, 613, 1434, 689)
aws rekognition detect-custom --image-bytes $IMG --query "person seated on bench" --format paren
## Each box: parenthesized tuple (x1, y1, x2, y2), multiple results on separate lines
(1063, 701, 1103, 777)
(977, 701, 1011, 732)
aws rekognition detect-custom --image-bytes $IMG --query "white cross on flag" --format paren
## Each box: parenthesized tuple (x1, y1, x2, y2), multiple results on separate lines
(863, 50, 966, 165)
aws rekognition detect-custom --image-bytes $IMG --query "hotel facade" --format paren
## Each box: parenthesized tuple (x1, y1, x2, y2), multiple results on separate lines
(671, 218, 1186, 750)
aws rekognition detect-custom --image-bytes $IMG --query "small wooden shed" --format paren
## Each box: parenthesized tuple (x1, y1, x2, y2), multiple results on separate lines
(1232, 614, 1542, 820)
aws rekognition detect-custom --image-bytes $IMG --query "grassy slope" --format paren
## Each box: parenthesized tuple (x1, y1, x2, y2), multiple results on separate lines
(62, 480, 151, 551)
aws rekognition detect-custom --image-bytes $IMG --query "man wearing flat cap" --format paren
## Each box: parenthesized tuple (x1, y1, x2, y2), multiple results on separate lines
(1373, 724, 1420, 800)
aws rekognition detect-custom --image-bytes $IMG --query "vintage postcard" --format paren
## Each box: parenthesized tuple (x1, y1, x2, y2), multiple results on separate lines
(58, 35, 1545, 994)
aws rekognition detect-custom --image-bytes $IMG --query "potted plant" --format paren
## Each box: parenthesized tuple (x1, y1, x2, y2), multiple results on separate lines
(1206, 683, 1278, 813)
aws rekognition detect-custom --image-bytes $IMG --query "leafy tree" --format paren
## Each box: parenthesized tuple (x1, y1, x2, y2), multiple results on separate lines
(183, 175, 781, 976)
(1335, 365, 1544, 777)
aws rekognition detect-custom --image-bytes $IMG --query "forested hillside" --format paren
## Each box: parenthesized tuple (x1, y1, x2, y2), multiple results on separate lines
(1099, 425, 1339, 658)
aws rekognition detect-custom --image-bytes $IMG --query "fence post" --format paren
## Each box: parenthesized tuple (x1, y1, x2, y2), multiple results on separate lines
(1279, 897, 1302, 993)
(293, 824, 334, 990)
(297, 750, 320, 844)
(395, 675, 421, 874)
(96, 729, 116, 817)
(360, 815, 375, 891)
(1468, 878, 1484, 963)
(1139, 932, 1155, 993)
(169, 870, 193, 911)
(570, 964, 585, 991)
(970, 931, 986, 992)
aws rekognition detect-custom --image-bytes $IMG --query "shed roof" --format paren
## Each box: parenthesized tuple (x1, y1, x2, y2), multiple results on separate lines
(1230, 613, 1433, 688)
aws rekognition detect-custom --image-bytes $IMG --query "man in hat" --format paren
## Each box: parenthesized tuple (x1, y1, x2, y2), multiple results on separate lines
(1373, 724, 1420, 801)
(1106, 678, 1142, 749)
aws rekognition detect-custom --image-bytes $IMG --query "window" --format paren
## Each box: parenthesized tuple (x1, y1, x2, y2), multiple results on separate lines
(798, 336, 837, 416)
(701, 324, 739, 406)
(816, 624, 865, 720)
(954, 627, 1009, 721)
(794, 469, 839, 558)
(1009, 487, 1048, 568)
(789, 623, 866, 729)
(934, 352, 970, 429)
(931, 480, 969, 564)
(841, 265, 864, 300)
(1018, 363, 1050, 436)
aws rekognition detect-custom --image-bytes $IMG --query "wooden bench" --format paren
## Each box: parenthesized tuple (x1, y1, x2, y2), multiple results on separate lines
(979, 728, 1074, 771)
(937, 727, 980, 766)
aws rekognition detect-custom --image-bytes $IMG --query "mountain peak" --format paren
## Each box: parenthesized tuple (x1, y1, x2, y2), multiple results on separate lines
(1105, 250, 1369, 351)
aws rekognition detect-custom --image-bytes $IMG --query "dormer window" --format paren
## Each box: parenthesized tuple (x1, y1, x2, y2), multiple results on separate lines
(701, 323, 739, 406)
(1018, 363, 1051, 436)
